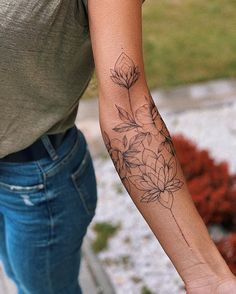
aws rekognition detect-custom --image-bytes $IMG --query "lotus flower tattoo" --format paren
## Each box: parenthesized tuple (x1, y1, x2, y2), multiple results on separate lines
(129, 149, 183, 207)
(129, 149, 190, 246)
(110, 52, 140, 89)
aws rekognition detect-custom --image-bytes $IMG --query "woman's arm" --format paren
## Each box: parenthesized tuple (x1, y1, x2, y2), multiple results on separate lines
(87, 0, 234, 289)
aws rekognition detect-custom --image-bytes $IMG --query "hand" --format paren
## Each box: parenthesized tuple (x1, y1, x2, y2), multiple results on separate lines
(186, 275, 236, 294)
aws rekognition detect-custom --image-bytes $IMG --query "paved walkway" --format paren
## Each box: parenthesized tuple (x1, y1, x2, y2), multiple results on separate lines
(1, 78, 235, 293)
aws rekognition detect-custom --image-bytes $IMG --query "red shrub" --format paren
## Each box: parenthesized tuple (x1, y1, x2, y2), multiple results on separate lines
(172, 135, 236, 228)
(170, 134, 236, 273)
(215, 233, 236, 275)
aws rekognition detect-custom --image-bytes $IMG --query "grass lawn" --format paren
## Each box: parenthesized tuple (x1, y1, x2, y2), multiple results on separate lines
(82, 0, 236, 99)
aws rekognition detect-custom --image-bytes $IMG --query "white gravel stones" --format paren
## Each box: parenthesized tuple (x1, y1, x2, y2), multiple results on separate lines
(86, 100, 236, 294)
(165, 101, 236, 173)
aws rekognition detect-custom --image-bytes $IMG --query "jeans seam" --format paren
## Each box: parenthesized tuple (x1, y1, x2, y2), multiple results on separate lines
(36, 162, 54, 245)
(72, 181, 91, 216)
(71, 147, 89, 179)
(35, 161, 54, 293)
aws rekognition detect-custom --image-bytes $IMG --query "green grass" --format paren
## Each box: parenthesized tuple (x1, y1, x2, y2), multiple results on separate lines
(141, 285, 154, 294)
(91, 222, 121, 253)
(82, 0, 236, 99)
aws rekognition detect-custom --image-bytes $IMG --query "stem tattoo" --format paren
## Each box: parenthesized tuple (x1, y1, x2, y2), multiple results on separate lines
(105, 51, 191, 249)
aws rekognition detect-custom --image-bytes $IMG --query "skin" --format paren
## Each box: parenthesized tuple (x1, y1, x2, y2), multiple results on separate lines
(87, 0, 236, 292)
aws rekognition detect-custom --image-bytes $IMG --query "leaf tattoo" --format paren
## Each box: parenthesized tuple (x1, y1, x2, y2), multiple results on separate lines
(112, 105, 139, 132)
(116, 104, 135, 123)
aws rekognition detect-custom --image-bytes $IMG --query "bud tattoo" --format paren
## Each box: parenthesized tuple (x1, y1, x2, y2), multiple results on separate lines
(104, 51, 192, 248)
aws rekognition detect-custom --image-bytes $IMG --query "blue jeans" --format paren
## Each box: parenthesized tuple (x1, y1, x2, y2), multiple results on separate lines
(0, 125, 97, 294)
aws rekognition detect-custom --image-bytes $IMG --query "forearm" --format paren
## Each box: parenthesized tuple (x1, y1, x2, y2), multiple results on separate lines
(99, 57, 232, 286)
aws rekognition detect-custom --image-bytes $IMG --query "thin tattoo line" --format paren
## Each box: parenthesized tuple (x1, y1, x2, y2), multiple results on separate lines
(128, 88, 134, 119)
(170, 209, 190, 247)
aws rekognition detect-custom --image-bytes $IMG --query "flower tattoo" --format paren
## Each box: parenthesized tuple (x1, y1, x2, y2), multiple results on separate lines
(104, 133, 142, 178)
(129, 149, 183, 207)
(104, 51, 191, 248)
(110, 52, 140, 89)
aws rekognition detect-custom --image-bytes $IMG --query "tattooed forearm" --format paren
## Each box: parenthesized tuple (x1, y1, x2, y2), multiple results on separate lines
(101, 51, 231, 277)
(102, 51, 195, 248)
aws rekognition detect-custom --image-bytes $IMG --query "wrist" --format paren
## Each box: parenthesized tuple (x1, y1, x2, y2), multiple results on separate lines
(180, 245, 234, 287)
(171, 217, 233, 286)
(185, 275, 236, 294)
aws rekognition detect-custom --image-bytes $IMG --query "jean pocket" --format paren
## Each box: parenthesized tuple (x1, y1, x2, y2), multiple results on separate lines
(0, 180, 46, 208)
(71, 147, 97, 217)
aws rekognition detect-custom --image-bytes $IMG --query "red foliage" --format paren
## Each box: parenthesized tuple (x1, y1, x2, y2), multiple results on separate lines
(172, 134, 236, 272)
(215, 233, 236, 275)
(172, 135, 236, 227)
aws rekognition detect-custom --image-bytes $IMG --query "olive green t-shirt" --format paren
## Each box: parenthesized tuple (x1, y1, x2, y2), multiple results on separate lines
(0, 0, 94, 158)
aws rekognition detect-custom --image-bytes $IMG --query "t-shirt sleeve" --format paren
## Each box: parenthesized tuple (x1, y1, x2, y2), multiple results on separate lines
(82, 0, 146, 9)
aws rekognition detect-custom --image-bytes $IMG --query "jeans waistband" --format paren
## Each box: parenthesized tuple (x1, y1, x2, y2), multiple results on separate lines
(0, 127, 73, 163)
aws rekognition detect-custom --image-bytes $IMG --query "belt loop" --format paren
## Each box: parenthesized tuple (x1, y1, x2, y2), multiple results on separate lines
(40, 134, 59, 161)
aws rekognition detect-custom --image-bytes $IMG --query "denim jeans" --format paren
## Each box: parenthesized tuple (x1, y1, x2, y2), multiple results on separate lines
(0, 125, 97, 294)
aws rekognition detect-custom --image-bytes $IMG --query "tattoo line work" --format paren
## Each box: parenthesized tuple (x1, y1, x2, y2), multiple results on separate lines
(104, 51, 190, 248)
